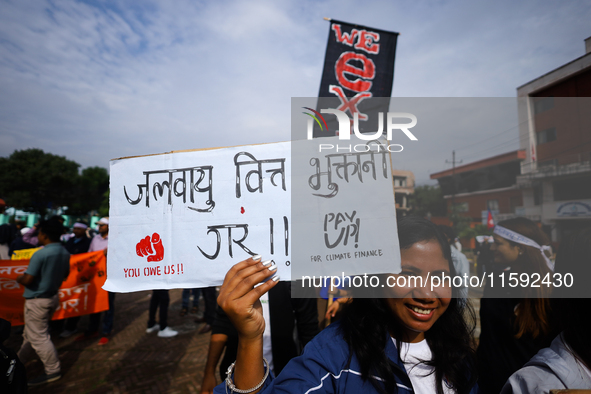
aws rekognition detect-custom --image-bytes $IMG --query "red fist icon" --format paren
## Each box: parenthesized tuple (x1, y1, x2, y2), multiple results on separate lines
(136, 233, 164, 262)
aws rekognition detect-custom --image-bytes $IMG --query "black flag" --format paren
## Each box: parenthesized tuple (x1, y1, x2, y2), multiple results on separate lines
(314, 19, 398, 137)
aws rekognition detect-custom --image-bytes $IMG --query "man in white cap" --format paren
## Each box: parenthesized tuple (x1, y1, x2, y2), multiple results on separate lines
(88, 217, 109, 253)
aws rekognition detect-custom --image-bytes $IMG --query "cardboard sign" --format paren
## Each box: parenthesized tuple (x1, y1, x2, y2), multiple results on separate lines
(291, 137, 400, 280)
(0, 251, 109, 326)
(105, 142, 291, 292)
(105, 139, 400, 293)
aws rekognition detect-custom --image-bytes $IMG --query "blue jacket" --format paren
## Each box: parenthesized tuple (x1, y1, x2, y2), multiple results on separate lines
(215, 321, 479, 393)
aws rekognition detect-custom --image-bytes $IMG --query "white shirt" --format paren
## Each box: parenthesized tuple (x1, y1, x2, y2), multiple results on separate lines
(396, 338, 455, 394)
(260, 292, 275, 374)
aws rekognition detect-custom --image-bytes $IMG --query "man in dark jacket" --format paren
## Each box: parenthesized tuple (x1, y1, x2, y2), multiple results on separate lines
(60, 222, 91, 338)
(63, 222, 91, 255)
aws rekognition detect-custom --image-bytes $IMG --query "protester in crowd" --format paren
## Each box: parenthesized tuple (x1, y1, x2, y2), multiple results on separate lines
(76, 217, 113, 345)
(477, 217, 557, 394)
(59, 221, 92, 338)
(145, 290, 178, 337)
(86, 225, 96, 239)
(180, 288, 201, 316)
(324, 295, 351, 321)
(196, 286, 217, 334)
(0, 199, 20, 259)
(439, 225, 470, 300)
(200, 281, 318, 393)
(16, 217, 70, 386)
(454, 237, 462, 252)
(63, 222, 91, 255)
(318, 279, 351, 327)
(475, 235, 494, 277)
(89, 217, 109, 253)
(501, 227, 591, 393)
(0, 198, 7, 258)
(21, 225, 39, 248)
(214, 216, 478, 394)
(9, 227, 36, 258)
(22, 216, 66, 248)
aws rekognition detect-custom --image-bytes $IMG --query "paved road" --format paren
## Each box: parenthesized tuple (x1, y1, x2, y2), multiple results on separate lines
(6, 289, 216, 394)
(5, 282, 484, 393)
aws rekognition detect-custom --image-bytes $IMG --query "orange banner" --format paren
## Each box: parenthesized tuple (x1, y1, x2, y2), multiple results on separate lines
(0, 250, 109, 326)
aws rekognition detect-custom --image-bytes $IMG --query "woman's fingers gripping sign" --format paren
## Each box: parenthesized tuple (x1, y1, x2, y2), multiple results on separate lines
(217, 255, 280, 340)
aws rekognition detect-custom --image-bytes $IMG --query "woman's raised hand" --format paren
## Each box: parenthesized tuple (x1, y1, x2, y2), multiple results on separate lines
(217, 255, 279, 341)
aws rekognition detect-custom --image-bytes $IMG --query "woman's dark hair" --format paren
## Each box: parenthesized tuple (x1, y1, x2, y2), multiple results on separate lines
(552, 227, 591, 370)
(339, 216, 477, 393)
(437, 225, 455, 245)
(495, 217, 553, 339)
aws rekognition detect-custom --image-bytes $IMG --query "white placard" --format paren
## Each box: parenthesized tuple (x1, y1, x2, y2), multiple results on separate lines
(291, 137, 400, 280)
(104, 142, 291, 292)
(104, 138, 400, 293)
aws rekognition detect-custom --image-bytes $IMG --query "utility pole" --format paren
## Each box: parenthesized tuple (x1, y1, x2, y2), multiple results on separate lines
(446, 150, 462, 218)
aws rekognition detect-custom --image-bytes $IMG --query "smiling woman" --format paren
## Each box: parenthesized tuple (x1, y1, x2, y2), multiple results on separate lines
(214, 216, 478, 394)
(384, 239, 452, 344)
(339, 217, 477, 394)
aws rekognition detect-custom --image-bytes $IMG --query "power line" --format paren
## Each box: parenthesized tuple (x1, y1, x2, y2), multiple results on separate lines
(459, 135, 523, 162)
(454, 109, 537, 153)
(455, 123, 522, 152)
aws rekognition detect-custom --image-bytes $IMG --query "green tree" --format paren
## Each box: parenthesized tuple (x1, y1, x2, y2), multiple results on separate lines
(0, 149, 109, 217)
(0, 149, 80, 215)
(409, 185, 447, 217)
(458, 224, 492, 240)
(69, 166, 109, 215)
(98, 189, 109, 217)
(449, 204, 472, 237)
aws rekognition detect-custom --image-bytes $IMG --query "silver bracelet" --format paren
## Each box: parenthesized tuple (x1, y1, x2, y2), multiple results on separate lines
(225, 357, 270, 394)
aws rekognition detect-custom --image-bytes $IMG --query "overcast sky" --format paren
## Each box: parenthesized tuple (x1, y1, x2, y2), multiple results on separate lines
(1, 0, 590, 185)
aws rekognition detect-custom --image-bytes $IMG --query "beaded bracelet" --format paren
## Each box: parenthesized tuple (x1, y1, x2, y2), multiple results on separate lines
(225, 357, 270, 394)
